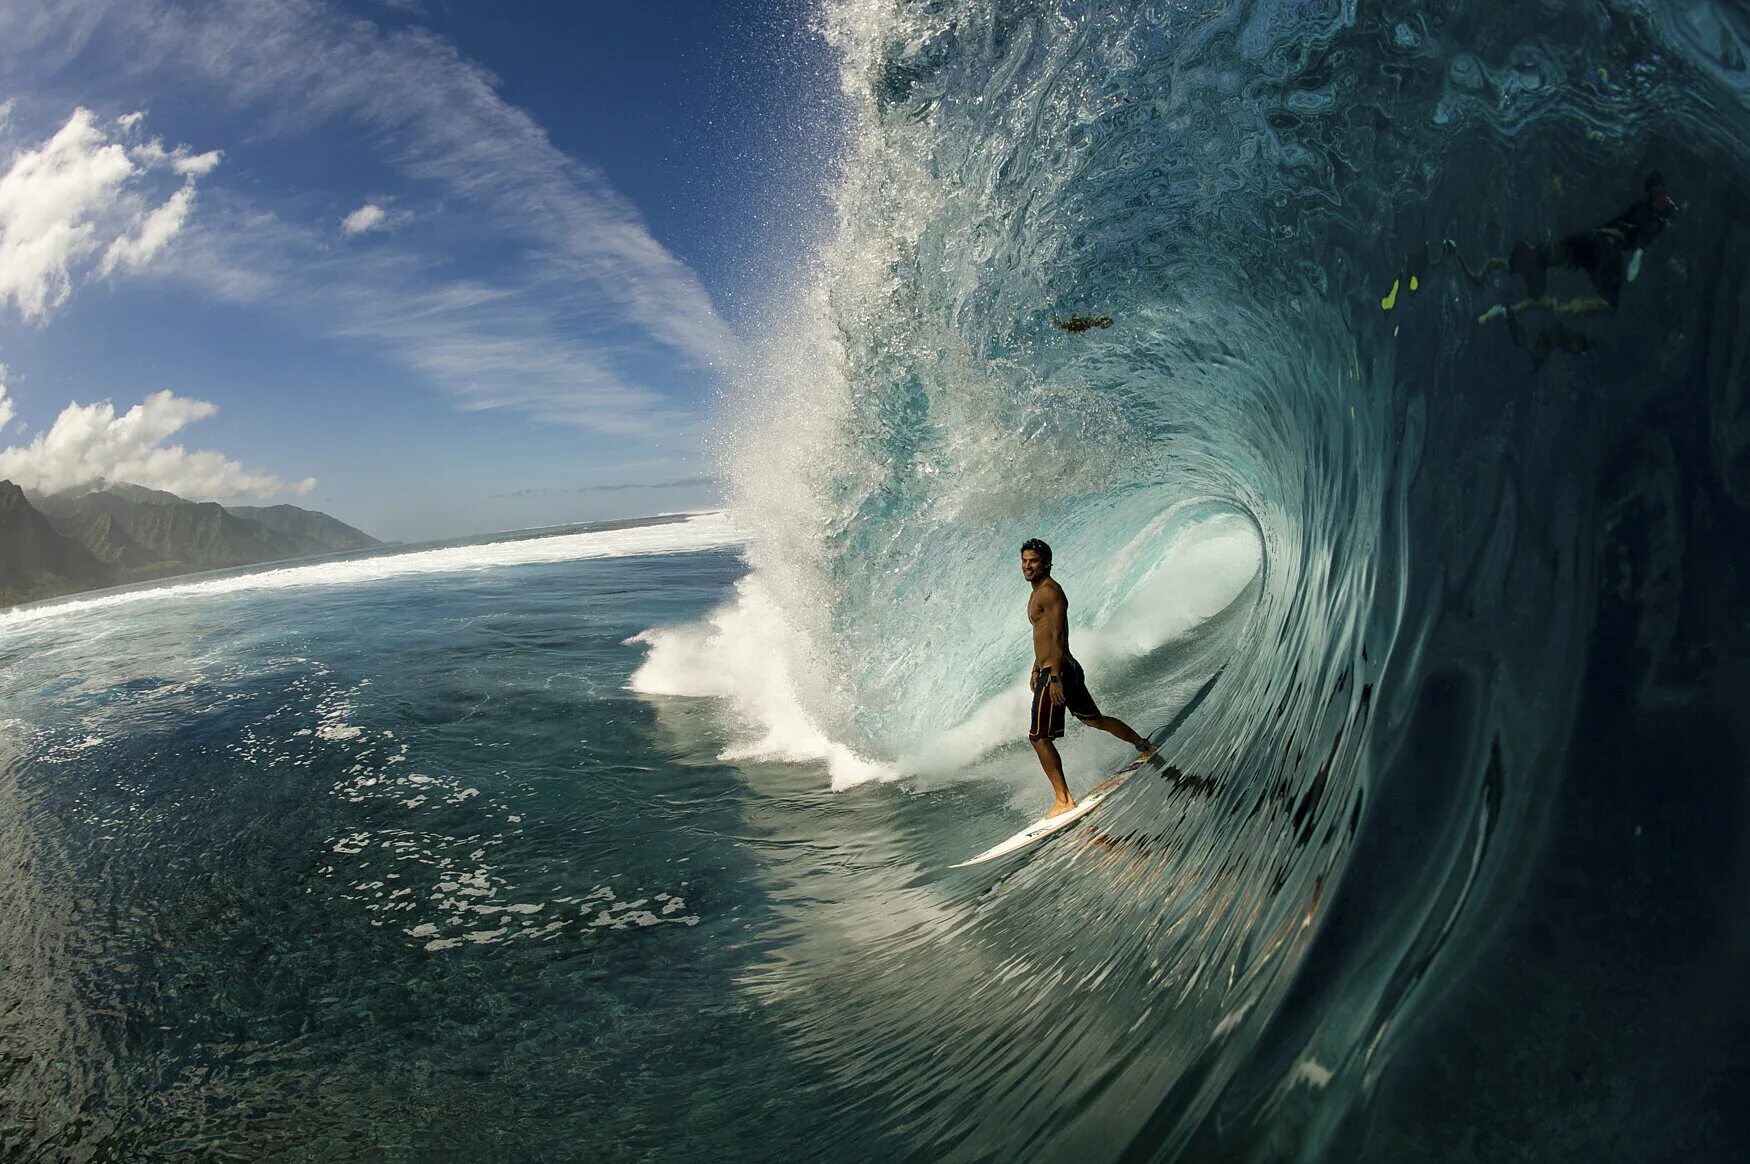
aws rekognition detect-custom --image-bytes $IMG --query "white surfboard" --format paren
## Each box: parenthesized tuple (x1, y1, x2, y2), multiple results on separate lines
(951, 772, 1132, 869)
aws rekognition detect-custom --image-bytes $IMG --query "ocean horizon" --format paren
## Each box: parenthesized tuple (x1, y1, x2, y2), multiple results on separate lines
(4, 0, 1748, 1159)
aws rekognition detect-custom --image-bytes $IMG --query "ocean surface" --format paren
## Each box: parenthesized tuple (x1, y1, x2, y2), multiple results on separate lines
(6, 0, 1750, 1160)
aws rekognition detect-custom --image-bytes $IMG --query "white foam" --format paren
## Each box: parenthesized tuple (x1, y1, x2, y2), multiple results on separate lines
(629, 573, 896, 790)
(0, 512, 742, 632)
(629, 513, 1262, 789)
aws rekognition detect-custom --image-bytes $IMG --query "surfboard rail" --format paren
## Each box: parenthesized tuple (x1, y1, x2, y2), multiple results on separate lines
(950, 772, 1132, 868)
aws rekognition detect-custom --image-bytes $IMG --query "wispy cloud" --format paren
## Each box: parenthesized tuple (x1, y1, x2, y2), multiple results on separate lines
(0, 388, 314, 500)
(0, 106, 217, 321)
(163, 198, 700, 434)
(0, 0, 743, 434)
(341, 201, 389, 235)
(99, 182, 196, 275)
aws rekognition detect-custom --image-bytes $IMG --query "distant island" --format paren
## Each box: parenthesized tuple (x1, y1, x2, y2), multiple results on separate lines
(0, 479, 380, 608)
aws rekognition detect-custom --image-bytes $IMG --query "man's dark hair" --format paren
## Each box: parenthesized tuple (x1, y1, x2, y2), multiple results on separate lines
(1020, 538, 1052, 566)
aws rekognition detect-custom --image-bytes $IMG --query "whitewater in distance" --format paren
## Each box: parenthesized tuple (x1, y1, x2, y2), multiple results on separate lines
(4, 0, 1750, 1160)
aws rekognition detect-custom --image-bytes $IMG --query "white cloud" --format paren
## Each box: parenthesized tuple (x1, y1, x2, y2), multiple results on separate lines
(100, 182, 194, 274)
(0, 366, 14, 433)
(0, 106, 218, 321)
(341, 201, 388, 235)
(0, 0, 752, 455)
(0, 0, 738, 367)
(172, 149, 221, 177)
(128, 135, 223, 177)
(0, 109, 133, 320)
(0, 389, 314, 500)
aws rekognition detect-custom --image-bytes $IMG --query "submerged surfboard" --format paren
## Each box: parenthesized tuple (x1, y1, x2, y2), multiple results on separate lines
(951, 767, 1138, 869)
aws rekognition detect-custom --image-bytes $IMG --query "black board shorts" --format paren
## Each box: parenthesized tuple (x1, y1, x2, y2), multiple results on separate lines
(1029, 659, 1102, 741)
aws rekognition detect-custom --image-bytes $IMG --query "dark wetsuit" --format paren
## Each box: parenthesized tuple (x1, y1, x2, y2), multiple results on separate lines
(1523, 191, 1672, 309)
(1029, 658, 1102, 741)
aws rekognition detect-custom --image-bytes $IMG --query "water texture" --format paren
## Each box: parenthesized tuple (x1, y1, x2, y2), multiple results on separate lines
(668, 0, 1750, 1157)
(4, 1, 1750, 1160)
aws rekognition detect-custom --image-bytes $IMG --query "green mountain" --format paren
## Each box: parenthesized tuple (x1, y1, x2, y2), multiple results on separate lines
(0, 481, 111, 606)
(226, 505, 378, 555)
(101, 482, 190, 506)
(37, 490, 305, 575)
(2, 482, 381, 608)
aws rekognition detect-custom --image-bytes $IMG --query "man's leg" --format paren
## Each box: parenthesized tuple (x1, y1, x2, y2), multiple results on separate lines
(1551, 294, 1613, 318)
(1031, 737, 1076, 817)
(1083, 714, 1148, 750)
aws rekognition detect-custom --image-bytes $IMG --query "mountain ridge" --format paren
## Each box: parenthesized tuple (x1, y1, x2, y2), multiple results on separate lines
(1, 482, 379, 608)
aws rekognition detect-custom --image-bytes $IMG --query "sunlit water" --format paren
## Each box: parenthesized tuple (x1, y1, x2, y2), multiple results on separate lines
(7, 0, 1750, 1159)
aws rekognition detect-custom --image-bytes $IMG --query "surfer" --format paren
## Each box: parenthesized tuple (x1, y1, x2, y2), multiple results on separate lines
(1021, 538, 1150, 818)
(1444, 171, 1677, 365)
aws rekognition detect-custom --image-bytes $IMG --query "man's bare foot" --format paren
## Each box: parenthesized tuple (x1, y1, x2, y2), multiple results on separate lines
(1044, 798, 1078, 819)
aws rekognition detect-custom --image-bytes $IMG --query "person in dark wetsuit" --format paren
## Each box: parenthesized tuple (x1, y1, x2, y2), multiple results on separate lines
(1020, 538, 1152, 818)
(1445, 172, 1677, 364)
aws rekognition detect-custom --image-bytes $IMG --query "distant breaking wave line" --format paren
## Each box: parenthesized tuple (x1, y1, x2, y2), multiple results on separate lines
(0, 512, 742, 632)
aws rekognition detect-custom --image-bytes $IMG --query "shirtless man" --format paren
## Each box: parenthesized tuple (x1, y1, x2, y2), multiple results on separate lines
(1021, 538, 1150, 817)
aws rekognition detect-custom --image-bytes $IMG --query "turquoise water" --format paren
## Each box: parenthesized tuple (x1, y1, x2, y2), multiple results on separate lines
(0, 521, 831, 1159)
(0, 515, 1254, 1160)
(8, 0, 1750, 1158)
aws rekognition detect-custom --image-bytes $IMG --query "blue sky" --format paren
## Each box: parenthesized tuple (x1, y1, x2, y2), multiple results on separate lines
(0, 0, 835, 540)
